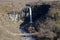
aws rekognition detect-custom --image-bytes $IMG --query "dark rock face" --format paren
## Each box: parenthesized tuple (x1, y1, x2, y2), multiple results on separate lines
(19, 3, 60, 40)
(32, 4, 50, 22)
(19, 4, 51, 33)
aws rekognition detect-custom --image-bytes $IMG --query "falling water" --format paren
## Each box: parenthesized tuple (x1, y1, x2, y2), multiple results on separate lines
(28, 7, 33, 24)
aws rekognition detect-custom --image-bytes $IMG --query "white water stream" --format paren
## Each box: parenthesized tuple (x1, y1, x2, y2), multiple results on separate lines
(27, 6, 33, 23)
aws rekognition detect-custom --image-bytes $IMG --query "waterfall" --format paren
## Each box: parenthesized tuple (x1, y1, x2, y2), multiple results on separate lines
(27, 7, 33, 23)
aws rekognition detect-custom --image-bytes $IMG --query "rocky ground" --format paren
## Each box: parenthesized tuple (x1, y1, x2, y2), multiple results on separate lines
(0, 0, 60, 40)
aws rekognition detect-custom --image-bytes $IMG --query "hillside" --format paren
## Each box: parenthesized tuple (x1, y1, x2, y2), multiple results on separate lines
(0, 0, 60, 40)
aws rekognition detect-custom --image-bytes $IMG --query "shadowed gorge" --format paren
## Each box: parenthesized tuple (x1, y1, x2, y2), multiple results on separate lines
(0, 1, 60, 40)
(32, 4, 50, 22)
(19, 4, 51, 33)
